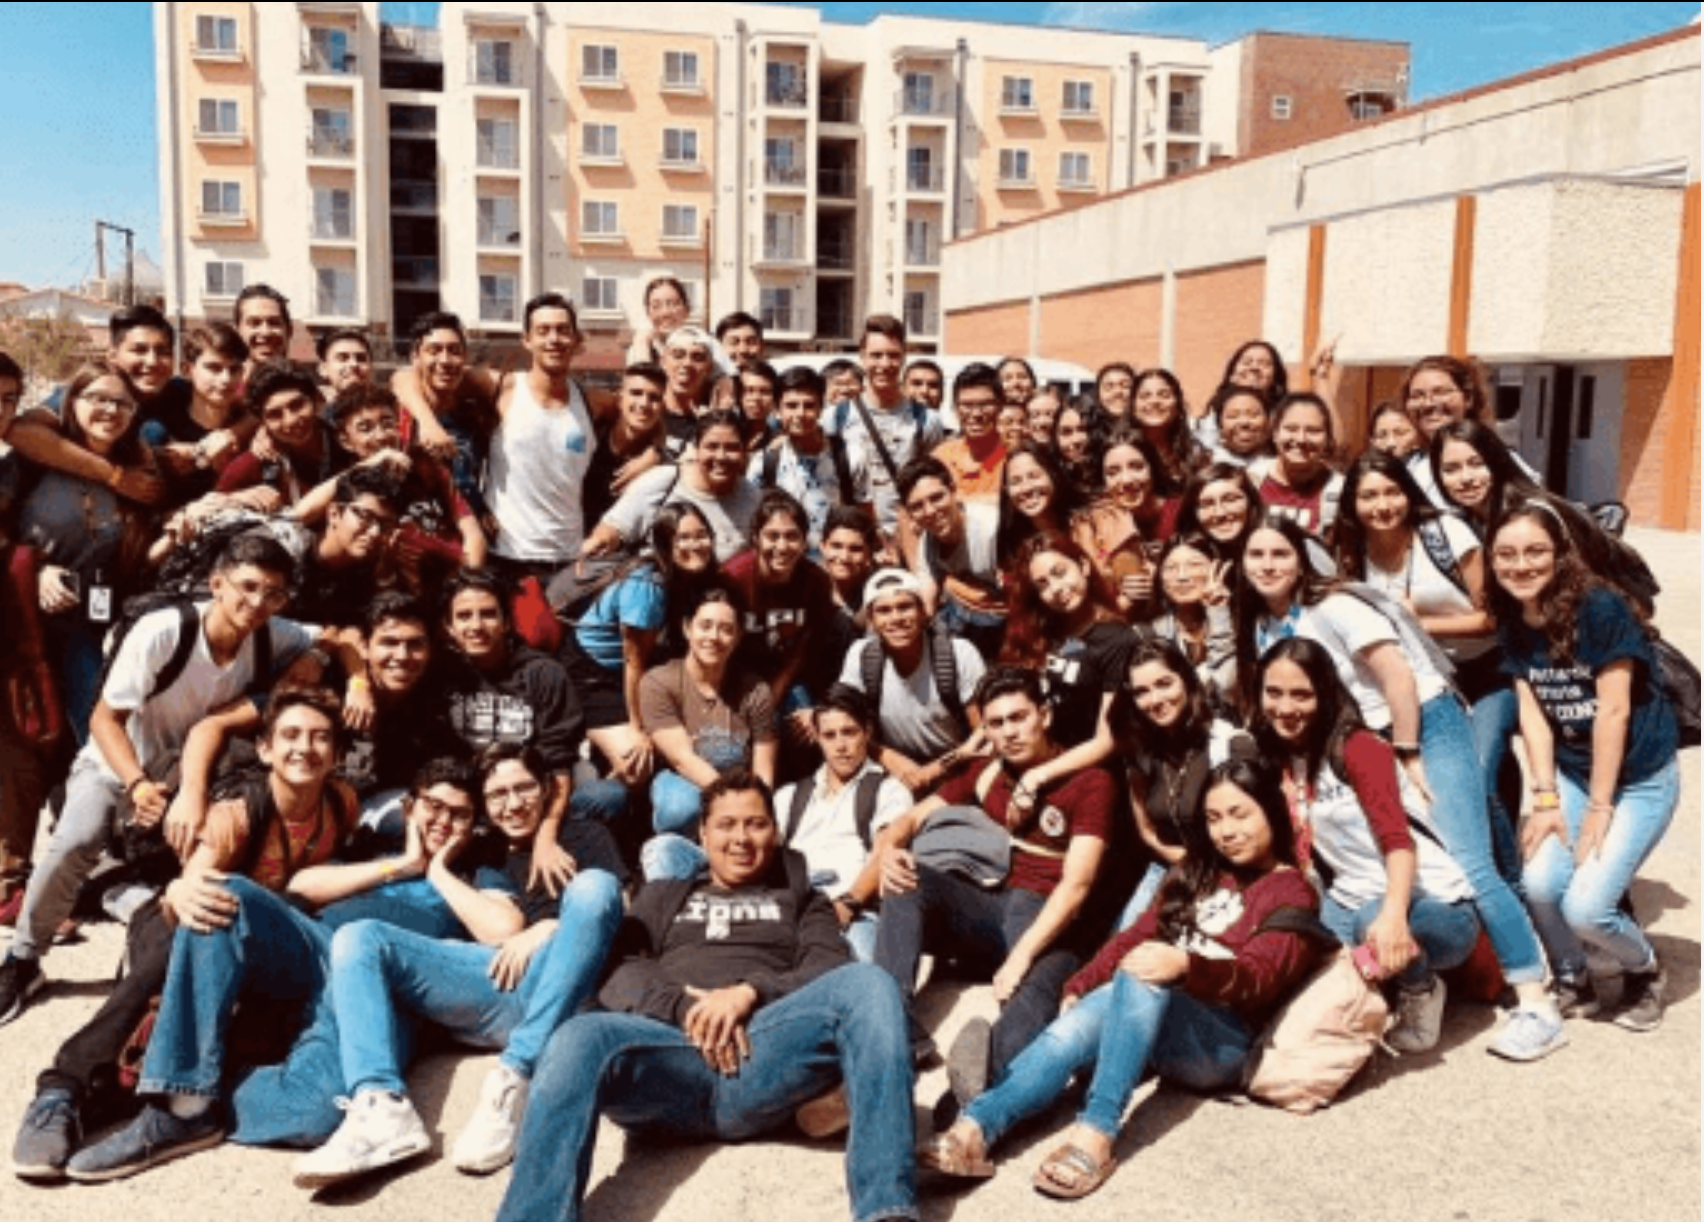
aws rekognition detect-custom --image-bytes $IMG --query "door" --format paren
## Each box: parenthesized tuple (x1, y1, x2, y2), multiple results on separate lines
(1563, 363, 1625, 506)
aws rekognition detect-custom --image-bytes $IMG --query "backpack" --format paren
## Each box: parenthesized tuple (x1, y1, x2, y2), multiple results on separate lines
(1652, 636, 1701, 751)
(759, 435, 857, 506)
(546, 554, 648, 626)
(859, 627, 968, 736)
(781, 770, 888, 851)
(1243, 906, 1388, 1115)
(832, 398, 928, 486)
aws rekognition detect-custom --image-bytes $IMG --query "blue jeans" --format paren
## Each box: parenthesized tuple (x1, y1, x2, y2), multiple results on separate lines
(650, 737, 751, 836)
(13, 753, 122, 961)
(1468, 684, 1525, 886)
(1319, 893, 1480, 990)
(964, 972, 1250, 1147)
(1523, 760, 1679, 977)
(570, 776, 630, 825)
(1419, 693, 1546, 986)
(332, 870, 624, 1094)
(1117, 861, 1168, 931)
(494, 963, 918, 1222)
(874, 864, 1081, 1076)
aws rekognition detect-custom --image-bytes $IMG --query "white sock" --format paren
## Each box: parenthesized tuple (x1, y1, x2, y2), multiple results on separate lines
(168, 1094, 212, 1120)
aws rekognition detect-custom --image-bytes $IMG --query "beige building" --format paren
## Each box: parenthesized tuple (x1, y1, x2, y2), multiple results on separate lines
(154, 1, 1407, 365)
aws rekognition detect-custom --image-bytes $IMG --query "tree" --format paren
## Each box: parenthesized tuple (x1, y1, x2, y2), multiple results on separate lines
(0, 309, 97, 400)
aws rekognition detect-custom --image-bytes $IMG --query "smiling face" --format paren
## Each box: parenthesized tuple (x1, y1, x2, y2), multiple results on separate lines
(1437, 439, 1491, 515)
(702, 788, 779, 890)
(620, 374, 664, 436)
(646, 282, 689, 335)
(1055, 407, 1090, 463)
(482, 758, 546, 845)
(981, 691, 1050, 768)
(756, 512, 806, 584)
(869, 589, 923, 653)
(337, 405, 402, 460)
(903, 475, 960, 541)
(447, 588, 507, 663)
(257, 703, 339, 789)
(670, 514, 715, 574)
(1243, 527, 1303, 611)
(238, 298, 290, 363)
(1159, 542, 1214, 606)
(1406, 368, 1467, 440)
(777, 388, 824, 442)
(1274, 403, 1329, 474)
(1129, 658, 1188, 731)
(721, 323, 763, 371)
(663, 341, 713, 402)
(1229, 344, 1277, 392)
(998, 361, 1036, 407)
(1004, 453, 1055, 521)
(695, 423, 746, 492)
(1027, 547, 1090, 618)
(320, 338, 372, 394)
(407, 781, 477, 855)
(904, 365, 943, 410)
(525, 306, 581, 377)
(996, 404, 1028, 451)
(1026, 393, 1059, 446)
(366, 616, 431, 696)
(826, 368, 864, 404)
(72, 373, 139, 455)
(860, 332, 905, 398)
(1102, 441, 1152, 511)
(1488, 516, 1558, 609)
(739, 374, 776, 425)
(1194, 478, 1251, 544)
(1218, 391, 1271, 457)
(1204, 779, 1278, 872)
(260, 387, 319, 452)
(1097, 368, 1134, 415)
(1133, 374, 1179, 432)
(956, 383, 1000, 442)
(1371, 410, 1422, 459)
(821, 526, 872, 591)
(414, 327, 468, 394)
(1352, 470, 1412, 536)
(208, 562, 290, 636)
(685, 598, 741, 670)
(328, 494, 399, 562)
(112, 326, 174, 399)
(1259, 657, 1318, 745)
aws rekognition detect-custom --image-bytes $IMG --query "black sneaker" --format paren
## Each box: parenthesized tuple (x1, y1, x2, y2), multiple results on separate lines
(1613, 963, 1667, 1033)
(0, 956, 44, 1027)
(64, 1103, 225, 1183)
(946, 1017, 992, 1106)
(12, 1087, 79, 1181)
(1554, 974, 1601, 1020)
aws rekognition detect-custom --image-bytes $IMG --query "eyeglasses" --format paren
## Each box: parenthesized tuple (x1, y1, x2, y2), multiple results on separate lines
(416, 795, 476, 826)
(342, 504, 399, 536)
(484, 779, 543, 810)
(1490, 545, 1555, 566)
(1162, 558, 1212, 576)
(1407, 388, 1464, 407)
(227, 578, 290, 608)
(80, 392, 138, 416)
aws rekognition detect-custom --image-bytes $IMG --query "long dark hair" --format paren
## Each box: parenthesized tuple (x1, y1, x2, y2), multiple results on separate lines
(1333, 450, 1444, 580)
(648, 501, 719, 623)
(1119, 636, 1215, 765)
(1428, 419, 1532, 524)
(1132, 367, 1200, 495)
(1221, 340, 1289, 408)
(1175, 462, 1262, 560)
(1051, 394, 1109, 501)
(1248, 637, 1366, 786)
(998, 532, 1123, 670)
(1154, 758, 1298, 944)
(1231, 513, 1344, 715)
(995, 441, 1082, 569)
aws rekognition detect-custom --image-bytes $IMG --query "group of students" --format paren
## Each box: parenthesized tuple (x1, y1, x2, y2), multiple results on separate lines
(0, 275, 1687, 1218)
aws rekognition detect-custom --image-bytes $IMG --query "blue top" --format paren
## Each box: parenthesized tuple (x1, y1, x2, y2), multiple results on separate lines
(1499, 586, 1677, 787)
(572, 563, 669, 671)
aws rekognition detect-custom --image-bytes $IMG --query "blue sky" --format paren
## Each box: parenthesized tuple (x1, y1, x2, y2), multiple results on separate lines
(1, 2, 1696, 290)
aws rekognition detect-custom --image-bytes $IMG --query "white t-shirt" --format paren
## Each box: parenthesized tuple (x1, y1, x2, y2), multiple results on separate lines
(917, 501, 1002, 590)
(1363, 515, 1493, 662)
(826, 396, 944, 532)
(87, 603, 317, 787)
(1305, 756, 1474, 910)
(775, 760, 912, 898)
(600, 463, 763, 563)
(1257, 593, 1448, 731)
(748, 437, 872, 551)
(838, 635, 986, 763)
(487, 378, 596, 563)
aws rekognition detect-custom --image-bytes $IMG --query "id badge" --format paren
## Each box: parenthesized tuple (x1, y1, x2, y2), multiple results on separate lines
(88, 585, 113, 625)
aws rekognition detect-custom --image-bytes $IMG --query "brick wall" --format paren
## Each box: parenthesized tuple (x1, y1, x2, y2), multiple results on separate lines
(1620, 357, 1676, 526)
(943, 300, 1030, 357)
(1240, 33, 1409, 159)
(1036, 280, 1164, 373)
(1173, 260, 1265, 406)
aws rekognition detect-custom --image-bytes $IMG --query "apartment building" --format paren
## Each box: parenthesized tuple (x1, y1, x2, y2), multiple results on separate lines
(154, 2, 1407, 365)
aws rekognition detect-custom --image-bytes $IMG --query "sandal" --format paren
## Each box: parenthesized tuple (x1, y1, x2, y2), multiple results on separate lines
(917, 1127, 995, 1180)
(1033, 1143, 1117, 1200)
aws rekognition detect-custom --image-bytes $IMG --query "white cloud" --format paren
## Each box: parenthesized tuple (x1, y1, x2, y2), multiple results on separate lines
(1040, 2, 1164, 30)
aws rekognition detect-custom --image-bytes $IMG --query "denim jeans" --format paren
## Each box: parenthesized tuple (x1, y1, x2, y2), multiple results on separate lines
(1522, 759, 1679, 977)
(934, 594, 1006, 664)
(1418, 693, 1546, 985)
(874, 864, 1080, 1076)
(12, 753, 123, 962)
(333, 870, 624, 1094)
(570, 776, 630, 825)
(1116, 861, 1168, 932)
(494, 963, 918, 1222)
(964, 972, 1250, 1148)
(1467, 683, 1525, 886)
(1319, 893, 1480, 991)
(650, 737, 751, 836)
(45, 615, 106, 748)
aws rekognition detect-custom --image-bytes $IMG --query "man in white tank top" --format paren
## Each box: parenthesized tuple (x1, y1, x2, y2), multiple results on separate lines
(485, 293, 597, 582)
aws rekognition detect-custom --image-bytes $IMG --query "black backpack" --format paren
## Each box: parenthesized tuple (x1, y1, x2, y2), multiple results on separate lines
(759, 436, 857, 505)
(859, 627, 968, 737)
(781, 771, 888, 851)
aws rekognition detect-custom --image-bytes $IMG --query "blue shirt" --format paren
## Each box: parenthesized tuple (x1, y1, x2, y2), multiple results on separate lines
(572, 565, 668, 671)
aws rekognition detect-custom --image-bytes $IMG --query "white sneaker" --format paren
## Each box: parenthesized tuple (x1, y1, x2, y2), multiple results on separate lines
(1386, 975, 1447, 1055)
(451, 1064, 528, 1175)
(292, 1091, 430, 1190)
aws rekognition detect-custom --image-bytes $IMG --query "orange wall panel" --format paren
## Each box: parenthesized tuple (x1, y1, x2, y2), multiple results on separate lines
(944, 301, 1030, 357)
(1037, 280, 1163, 373)
(1172, 260, 1266, 408)
(1620, 358, 1676, 527)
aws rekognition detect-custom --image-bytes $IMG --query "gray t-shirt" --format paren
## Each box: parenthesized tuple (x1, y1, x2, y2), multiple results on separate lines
(917, 501, 1002, 590)
(826, 396, 944, 533)
(599, 463, 764, 563)
(838, 635, 986, 763)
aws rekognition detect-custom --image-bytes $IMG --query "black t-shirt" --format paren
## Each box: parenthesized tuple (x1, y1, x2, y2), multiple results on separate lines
(489, 817, 631, 926)
(584, 421, 656, 530)
(292, 547, 384, 629)
(1044, 621, 1140, 746)
(442, 646, 586, 778)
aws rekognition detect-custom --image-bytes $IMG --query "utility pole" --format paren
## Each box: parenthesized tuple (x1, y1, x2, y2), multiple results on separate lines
(95, 221, 137, 305)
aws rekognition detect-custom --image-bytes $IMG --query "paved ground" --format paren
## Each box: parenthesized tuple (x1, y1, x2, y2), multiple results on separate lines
(0, 528, 1697, 1222)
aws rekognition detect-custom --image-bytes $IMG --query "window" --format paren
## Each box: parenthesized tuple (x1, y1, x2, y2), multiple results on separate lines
(764, 137, 802, 186)
(1271, 95, 1293, 120)
(479, 274, 518, 323)
(662, 128, 700, 168)
(306, 27, 351, 74)
(759, 286, 796, 331)
(477, 117, 519, 169)
(906, 146, 937, 192)
(1576, 376, 1597, 441)
(1062, 80, 1094, 115)
(1000, 76, 1034, 112)
(663, 51, 700, 90)
(204, 261, 245, 299)
(902, 73, 934, 115)
(197, 99, 240, 137)
(1348, 93, 1392, 121)
(998, 148, 1032, 185)
(580, 123, 619, 161)
(477, 196, 520, 246)
(1059, 151, 1092, 188)
(663, 205, 700, 243)
(475, 39, 516, 86)
(195, 15, 237, 54)
(309, 107, 353, 157)
(581, 44, 619, 83)
(904, 289, 934, 336)
(766, 62, 804, 107)
(581, 200, 620, 239)
(581, 276, 620, 314)
(199, 180, 243, 219)
(904, 218, 935, 265)
(312, 187, 353, 240)
(315, 266, 356, 318)
(762, 212, 799, 260)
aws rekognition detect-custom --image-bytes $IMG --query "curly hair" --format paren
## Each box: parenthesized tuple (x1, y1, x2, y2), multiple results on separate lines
(998, 531, 1124, 671)
(995, 441, 1083, 569)
(1132, 368, 1201, 495)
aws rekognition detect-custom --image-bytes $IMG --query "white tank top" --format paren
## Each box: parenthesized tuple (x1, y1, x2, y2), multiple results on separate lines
(487, 375, 595, 562)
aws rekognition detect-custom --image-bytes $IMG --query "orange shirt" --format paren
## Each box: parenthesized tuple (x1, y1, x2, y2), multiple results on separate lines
(932, 436, 1006, 505)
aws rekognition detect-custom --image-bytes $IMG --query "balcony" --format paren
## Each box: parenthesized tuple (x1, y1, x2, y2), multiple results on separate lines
(392, 256, 440, 288)
(469, 52, 525, 88)
(817, 167, 856, 199)
(753, 235, 806, 266)
(477, 224, 521, 249)
(390, 182, 437, 214)
(903, 239, 940, 267)
(765, 81, 808, 110)
(759, 305, 807, 334)
(817, 309, 855, 341)
(1061, 102, 1100, 123)
(817, 241, 855, 272)
(307, 131, 356, 160)
(660, 153, 705, 174)
(896, 165, 945, 194)
(193, 125, 246, 146)
(903, 305, 940, 337)
(196, 208, 249, 228)
(301, 48, 357, 76)
(1059, 175, 1097, 194)
(819, 95, 858, 124)
(310, 217, 356, 243)
(1168, 104, 1202, 136)
(763, 161, 808, 189)
(579, 69, 625, 91)
(477, 146, 521, 172)
(996, 168, 1037, 190)
(894, 89, 953, 119)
